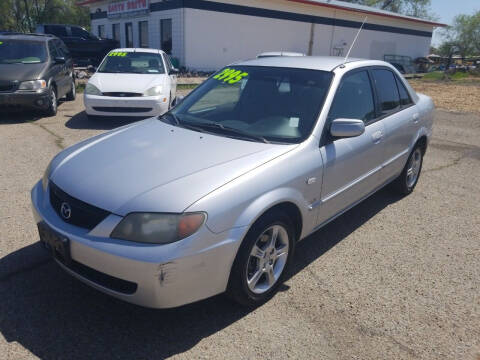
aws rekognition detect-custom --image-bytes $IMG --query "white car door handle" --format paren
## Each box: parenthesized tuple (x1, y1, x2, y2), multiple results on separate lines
(371, 130, 383, 143)
(412, 113, 420, 123)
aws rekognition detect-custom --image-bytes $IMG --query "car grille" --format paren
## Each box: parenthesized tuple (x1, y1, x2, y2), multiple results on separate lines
(0, 81, 16, 92)
(60, 258, 138, 295)
(49, 182, 110, 230)
(102, 92, 142, 97)
(92, 106, 153, 113)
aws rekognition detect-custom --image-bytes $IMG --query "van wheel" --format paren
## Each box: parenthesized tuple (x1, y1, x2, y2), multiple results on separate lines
(227, 211, 295, 306)
(391, 145, 424, 195)
(66, 77, 76, 101)
(44, 86, 57, 117)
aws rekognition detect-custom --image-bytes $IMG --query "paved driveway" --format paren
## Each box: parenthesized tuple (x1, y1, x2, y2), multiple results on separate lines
(0, 98, 479, 359)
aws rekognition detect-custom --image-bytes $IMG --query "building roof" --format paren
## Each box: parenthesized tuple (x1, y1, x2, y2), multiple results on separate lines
(289, 0, 446, 27)
(78, 0, 446, 27)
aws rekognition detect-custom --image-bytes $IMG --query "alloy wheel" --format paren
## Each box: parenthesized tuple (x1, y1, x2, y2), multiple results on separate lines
(406, 148, 422, 188)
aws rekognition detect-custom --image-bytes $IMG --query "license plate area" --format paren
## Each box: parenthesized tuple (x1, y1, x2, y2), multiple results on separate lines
(38, 222, 71, 265)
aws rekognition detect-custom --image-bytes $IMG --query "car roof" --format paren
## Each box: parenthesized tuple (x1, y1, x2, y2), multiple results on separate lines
(111, 48, 165, 54)
(0, 33, 54, 42)
(234, 56, 371, 72)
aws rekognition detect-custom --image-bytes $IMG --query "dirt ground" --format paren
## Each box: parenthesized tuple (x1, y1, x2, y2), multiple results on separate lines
(409, 79, 480, 114)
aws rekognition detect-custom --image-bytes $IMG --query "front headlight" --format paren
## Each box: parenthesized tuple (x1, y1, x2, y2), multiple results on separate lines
(143, 85, 163, 96)
(18, 80, 46, 91)
(85, 83, 102, 96)
(42, 160, 53, 191)
(111, 212, 206, 244)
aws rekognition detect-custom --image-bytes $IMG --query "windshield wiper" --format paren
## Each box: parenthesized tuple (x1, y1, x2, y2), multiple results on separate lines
(187, 122, 270, 144)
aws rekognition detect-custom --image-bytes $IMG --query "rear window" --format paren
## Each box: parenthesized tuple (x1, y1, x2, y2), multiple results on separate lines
(0, 40, 47, 64)
(98, 52, 165, 74)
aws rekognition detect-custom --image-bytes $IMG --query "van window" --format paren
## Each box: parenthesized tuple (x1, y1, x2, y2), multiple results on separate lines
(328, 70, 376, 123)
(45, 25, 68, 37)
(372, 69, 401, 113)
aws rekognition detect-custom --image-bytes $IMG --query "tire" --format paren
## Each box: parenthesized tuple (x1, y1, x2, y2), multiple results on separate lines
(390, 144, 424, 195)
(44, 85, 57, 117)
(66, 77, 76, 101)
(227, 210, 295, 307)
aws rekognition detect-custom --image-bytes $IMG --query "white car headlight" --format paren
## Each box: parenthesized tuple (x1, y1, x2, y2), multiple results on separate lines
(85, 83, 102, 96)
(143, 85, 163, 97)
(111, 212, 206, 244)
(18, 80, 46, 91)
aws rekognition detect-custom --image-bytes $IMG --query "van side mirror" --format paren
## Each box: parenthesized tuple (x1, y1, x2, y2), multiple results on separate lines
(54, 56, 66, 64)
(169, 68, 179, 75)
(330, 118, 365, 138)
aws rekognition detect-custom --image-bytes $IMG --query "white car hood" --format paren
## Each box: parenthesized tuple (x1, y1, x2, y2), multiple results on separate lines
(89, 73, 168, 93)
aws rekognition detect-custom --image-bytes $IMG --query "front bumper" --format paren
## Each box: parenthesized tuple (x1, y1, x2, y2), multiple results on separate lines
(0, 90, 50, 110)
(84, 94, 169, 117)
(31, 181, 247, 308)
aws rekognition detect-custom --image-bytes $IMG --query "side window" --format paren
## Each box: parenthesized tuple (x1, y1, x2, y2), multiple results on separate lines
(71, 26, 90, 39)
(48, 41, 60, 58)
(395, 76, 413, 107)
(372, 69, 400, 114)
(45, 25, 68, 37)
(54, 40, 70, 57)
(328, 70, 376, 123)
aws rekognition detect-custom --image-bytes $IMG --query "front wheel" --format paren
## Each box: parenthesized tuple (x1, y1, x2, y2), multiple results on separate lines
(227, 211, 295, 306)
(391, 145, 424, 195)
(44, 86, 57, 117)
(66, 77, 76, 101)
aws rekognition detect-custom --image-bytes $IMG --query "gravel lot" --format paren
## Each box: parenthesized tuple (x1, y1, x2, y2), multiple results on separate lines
(0, 96, 479, 360)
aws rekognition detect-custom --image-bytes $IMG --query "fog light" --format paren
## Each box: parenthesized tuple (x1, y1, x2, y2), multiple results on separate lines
(36, 99, 44, 106)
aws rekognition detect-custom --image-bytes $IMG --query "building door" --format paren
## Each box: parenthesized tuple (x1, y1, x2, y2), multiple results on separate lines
(139, 21, 149, 48)
(125, 23, 133, 47)
(112, 23, 120, 43)
(160, 19, 172, 54)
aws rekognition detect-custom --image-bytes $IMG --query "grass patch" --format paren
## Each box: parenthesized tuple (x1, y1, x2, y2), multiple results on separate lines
(76, 83, 85, 93)
(177, 83, 198, 90)
(422, 71, 474, 81)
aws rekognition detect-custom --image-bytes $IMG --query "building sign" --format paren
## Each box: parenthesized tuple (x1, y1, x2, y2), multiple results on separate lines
(107, 0, 149, 18)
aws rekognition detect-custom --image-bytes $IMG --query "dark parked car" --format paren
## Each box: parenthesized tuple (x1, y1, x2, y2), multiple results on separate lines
(0, 33, 76, 116)
(36, 24, 119, 66)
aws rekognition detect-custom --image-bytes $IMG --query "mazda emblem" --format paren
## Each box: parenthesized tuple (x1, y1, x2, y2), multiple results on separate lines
(60, 202, 72, 220)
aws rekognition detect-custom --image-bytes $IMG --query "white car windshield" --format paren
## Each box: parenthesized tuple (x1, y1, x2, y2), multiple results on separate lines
(167, 66, 333, 143)
(98, 52, 165, 74)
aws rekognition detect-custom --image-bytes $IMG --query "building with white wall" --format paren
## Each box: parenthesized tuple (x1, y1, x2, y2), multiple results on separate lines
(79, 0, 445, 71)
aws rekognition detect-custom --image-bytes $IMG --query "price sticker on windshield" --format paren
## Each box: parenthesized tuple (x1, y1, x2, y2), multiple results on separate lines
(0, 42, 3, 45)
(213, 68, 248, 84)
(108, 52, 127, 57)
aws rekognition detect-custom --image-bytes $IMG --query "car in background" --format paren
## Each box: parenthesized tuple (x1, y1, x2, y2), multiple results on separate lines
(36, 24, 119, 66)
(257, 51, 306, 58)
(32, 56, 434, 308)
(0, 33, 76, 116)
(84, 48, 178, 119)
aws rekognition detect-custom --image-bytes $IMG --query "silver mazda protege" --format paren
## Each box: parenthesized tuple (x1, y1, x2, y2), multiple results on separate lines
(31, 56, 434, 308)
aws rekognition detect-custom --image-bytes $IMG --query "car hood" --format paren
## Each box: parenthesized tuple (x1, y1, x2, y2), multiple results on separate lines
(90, 73, 168, 93)
(50, 119, 296, 215)
(0, 63, 45, 82)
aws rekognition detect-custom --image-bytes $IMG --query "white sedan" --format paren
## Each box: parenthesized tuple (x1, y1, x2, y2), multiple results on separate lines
(84, 48, 178, 119)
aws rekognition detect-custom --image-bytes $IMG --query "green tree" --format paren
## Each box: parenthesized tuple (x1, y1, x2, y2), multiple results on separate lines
(441, 11, 480, 59)
(0, 0, 90, 33)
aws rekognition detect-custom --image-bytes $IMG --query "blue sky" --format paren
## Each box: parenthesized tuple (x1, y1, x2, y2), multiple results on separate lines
(430, 0, 479, 46)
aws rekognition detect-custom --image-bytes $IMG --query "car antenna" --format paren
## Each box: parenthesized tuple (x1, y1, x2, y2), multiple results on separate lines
(343, 16, 368, 65)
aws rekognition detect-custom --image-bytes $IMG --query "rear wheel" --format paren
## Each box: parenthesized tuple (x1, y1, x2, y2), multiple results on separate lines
(66, 77, 76, 101)
(227, 211, 295, 306)
(391, 145, 424, 195)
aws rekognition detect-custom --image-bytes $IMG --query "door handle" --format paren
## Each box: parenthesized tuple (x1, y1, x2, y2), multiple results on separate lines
(371, 130, 383, 143)
(412, 113, 419, 123)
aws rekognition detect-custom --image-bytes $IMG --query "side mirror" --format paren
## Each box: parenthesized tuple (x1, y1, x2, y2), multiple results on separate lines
(172, 95, 184, 107)
(330, 118, 365, 138)
(87, 65, 97, 73)
(54, 56, 66, 64)
(169, 68, 179, 75)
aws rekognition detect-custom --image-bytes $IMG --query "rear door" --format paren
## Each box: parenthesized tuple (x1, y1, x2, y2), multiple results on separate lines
(54, 39, 74, 95)
(371, 68, 418, 181)
(317, 69, 385, 225)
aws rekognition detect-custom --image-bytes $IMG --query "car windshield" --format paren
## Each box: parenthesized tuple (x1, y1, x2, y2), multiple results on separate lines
(167, 66, 333, 143)
(98, 52, 165, 74)
(0, 40, 47, 64)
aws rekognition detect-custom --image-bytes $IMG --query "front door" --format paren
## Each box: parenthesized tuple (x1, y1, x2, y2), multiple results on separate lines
(317, 69, 385, 225)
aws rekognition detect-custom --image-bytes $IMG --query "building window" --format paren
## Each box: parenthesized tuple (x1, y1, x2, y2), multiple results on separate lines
(112, 23, 120, 42)
(139, 21, 149, 48)
(160, 19, 172, 54)
(125, 23, 133, 47)
(97, 24, 105, 38)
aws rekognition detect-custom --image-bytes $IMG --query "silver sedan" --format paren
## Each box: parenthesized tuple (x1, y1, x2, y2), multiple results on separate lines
(31, 56, 434, 308)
